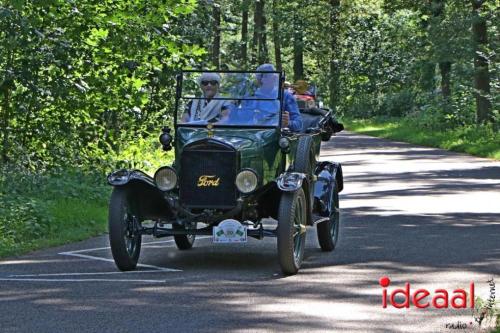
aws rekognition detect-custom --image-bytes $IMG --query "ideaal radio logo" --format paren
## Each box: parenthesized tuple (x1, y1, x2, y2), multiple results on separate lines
(379, 276, 475, 309)
(379, 276, 497, 330)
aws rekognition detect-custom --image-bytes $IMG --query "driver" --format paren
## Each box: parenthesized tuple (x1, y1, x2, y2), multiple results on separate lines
(181, 72, 232, 123)
(232, 64, 302, 131)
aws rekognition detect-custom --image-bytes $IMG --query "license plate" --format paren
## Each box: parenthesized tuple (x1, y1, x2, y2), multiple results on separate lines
(213, 219, 247, 243)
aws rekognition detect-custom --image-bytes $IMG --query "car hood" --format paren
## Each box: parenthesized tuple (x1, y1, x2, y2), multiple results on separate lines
(175, 127, 281, 183)
(176, 127, 277, 151)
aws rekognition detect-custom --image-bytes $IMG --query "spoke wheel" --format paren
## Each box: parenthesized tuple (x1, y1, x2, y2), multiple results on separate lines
(317, 180, 340, 251)
(173, 223, 196, 250)
(277, 188, 307, 275)
(108, 188, 142, 271)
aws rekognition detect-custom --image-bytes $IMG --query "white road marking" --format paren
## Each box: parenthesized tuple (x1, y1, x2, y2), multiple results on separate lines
(1, 236, 213, 282)
(58, 236, 211, 254)
(60, 246, 111, 254)
(0, 278, 166, 283)
(10, 270, 170, 277)
(57, 236, 212, 272)
(58, 251, 180, 272)
(142, 236, 212, 247)
(0, 259, 76, 265)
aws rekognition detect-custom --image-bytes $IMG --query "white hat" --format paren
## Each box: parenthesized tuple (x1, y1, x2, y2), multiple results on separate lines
(197, 72, 221, 85)
(255, 63, 276, 81)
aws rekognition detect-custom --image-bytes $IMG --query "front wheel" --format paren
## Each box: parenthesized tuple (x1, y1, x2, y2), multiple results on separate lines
(108, 188, 142, 271)
(277, 188, 307, 275)
(317, 180, 340, 251)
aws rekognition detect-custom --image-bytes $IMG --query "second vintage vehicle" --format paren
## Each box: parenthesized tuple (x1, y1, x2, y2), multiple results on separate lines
(107, 70, 344, 275)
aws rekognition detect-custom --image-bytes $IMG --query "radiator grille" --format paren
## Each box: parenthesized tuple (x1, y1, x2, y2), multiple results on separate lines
(180, 141, 238, 208)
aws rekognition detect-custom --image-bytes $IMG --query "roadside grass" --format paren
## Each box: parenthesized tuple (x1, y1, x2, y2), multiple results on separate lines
(0, 135, 173, 258)
(0, 199, 109, 258)
(343, 117, 500, 160)
(0, 169, 110, 258)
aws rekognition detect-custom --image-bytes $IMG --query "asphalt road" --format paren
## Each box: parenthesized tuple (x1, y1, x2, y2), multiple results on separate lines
(1, 132, 499, 333)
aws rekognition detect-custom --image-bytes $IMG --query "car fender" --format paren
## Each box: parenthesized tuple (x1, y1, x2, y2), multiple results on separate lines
(275, 172, 307, 192)
(107, 169, 173, 220)
(275, 171, 314, 225)
(313, 162, 343, 217)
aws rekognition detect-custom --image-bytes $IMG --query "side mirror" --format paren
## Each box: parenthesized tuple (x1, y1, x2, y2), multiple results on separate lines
(159, 127, 173, 151)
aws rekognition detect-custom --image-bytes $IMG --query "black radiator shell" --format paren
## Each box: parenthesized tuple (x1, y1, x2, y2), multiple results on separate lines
(179, 140, 239, 209)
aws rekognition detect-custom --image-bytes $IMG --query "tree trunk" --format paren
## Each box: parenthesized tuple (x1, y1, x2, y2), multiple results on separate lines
(431, 0, 453, 100)
(251, 1, 261, 66)
(212, 3, 221, 69)
(1, 46, 13, 164)
(292, 10, 304, 81)
(1, 87, 10, 163)
(257, 0, 268, 64)
(418, 11, 436, 92)
(471, 0, 492, 124)
(430, 0, 452, 102)
(328, 0, 341, 111)
(419, 60, 436, 92)
(272, 0, 282, 71)
(439, 61, 452, 100)
(241, 0, 249, 68)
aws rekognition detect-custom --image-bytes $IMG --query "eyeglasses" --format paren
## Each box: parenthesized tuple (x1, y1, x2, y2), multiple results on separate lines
(201, 80, 218, 86)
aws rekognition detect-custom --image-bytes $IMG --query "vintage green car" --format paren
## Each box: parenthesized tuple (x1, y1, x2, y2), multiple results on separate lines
(107, 70, 344, 275)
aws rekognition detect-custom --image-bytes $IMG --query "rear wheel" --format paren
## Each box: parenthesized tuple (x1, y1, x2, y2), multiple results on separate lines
(277, 188, 307, 275)
(108, 188, 142, 271)
(173, 224, 196, 250)
(317, 181, 340, 251)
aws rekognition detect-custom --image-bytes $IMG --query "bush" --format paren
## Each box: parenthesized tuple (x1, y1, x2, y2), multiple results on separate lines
(0, 166, 110, 257)
(0, 131, 173, 257)
(344, 94, 377, 118)
(376, 90, 415, 117)
(0, 195, 51, 254)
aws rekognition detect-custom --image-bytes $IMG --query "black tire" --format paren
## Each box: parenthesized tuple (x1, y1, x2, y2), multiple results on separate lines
(317, 180, 340, 251)
(294, 136, 314, 175)
(277, 188, 307, 275)
(294, 136, 315, 220)
(173, 224, 196, 250)
(108, 188, 142, 271)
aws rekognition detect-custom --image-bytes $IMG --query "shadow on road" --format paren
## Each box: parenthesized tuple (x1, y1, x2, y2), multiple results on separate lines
(1, 131, 499, 333)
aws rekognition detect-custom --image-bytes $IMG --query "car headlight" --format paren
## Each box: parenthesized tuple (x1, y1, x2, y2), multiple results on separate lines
(235, 169, 258, 194)
(154, 167, 177, 191)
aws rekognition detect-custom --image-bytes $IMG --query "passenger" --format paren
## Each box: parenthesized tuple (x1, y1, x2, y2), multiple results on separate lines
(234, 64, 302, 131)
(181, 72, 232, 123)
(284, 81, 294, 94)
(293, 80, 315, 97)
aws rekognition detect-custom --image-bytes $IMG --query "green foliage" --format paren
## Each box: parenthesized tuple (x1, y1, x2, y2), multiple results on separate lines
(377, 90, 416, 117)
(0, 165, 109, 257)
(105, 134, 174, 175)
(474, 294, 500, 332)
(0, 0, 200, 169)
(0, 129, 171, 257)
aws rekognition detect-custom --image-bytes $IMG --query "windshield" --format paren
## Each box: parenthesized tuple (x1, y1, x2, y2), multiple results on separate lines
(177, 71, 282, 127)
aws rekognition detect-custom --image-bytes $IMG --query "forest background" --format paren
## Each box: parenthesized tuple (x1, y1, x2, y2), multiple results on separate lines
(0, 0, 498, 255)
